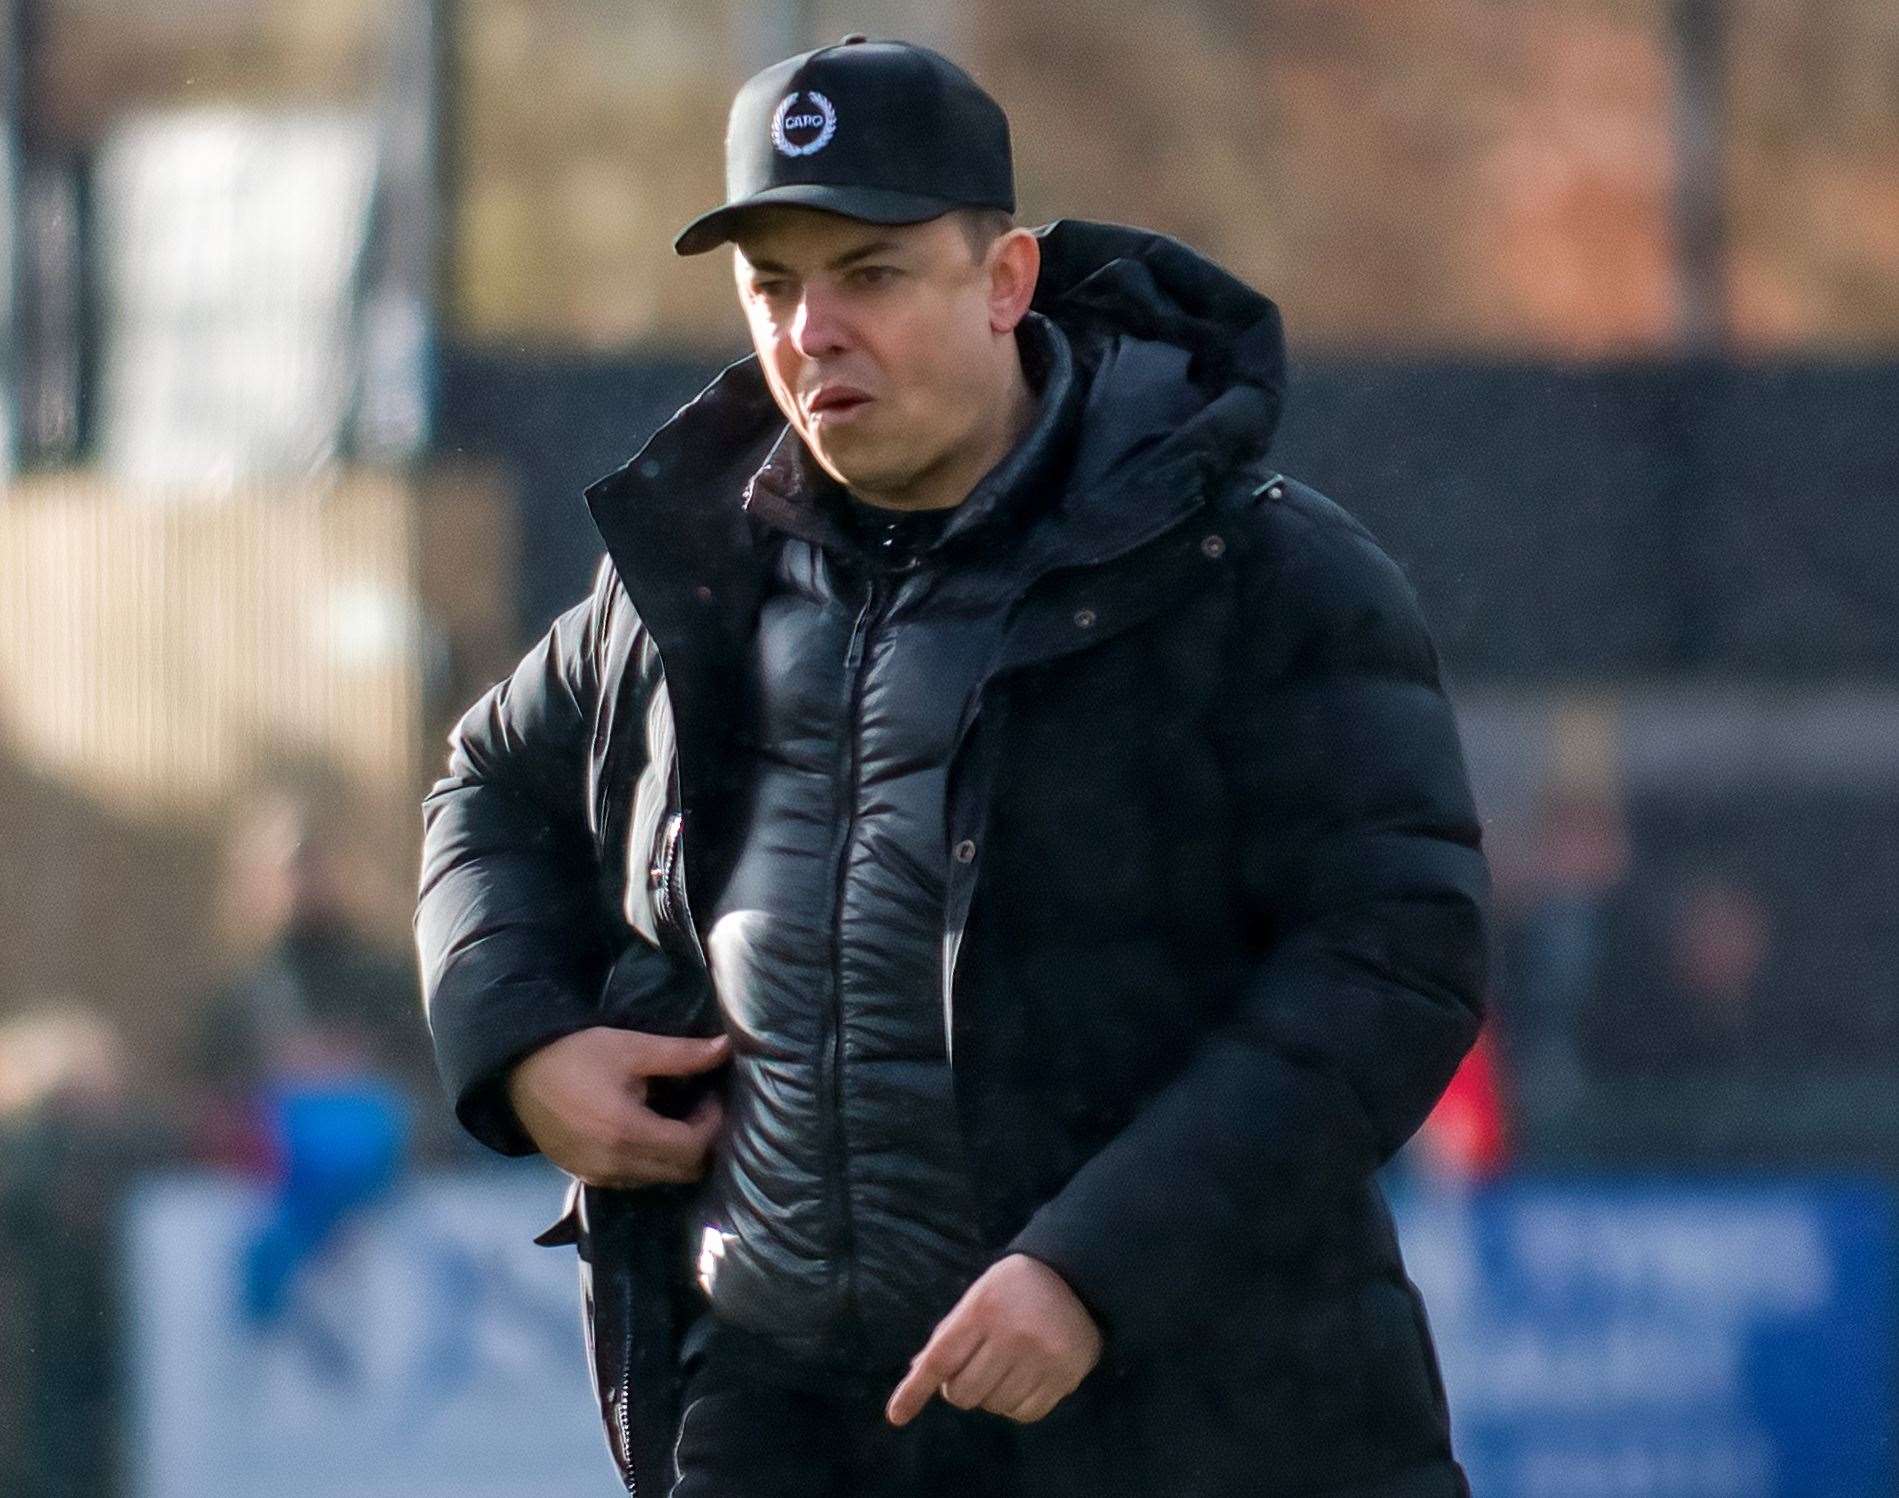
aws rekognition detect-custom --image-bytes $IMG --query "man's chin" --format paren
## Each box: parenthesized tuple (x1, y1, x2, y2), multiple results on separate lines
(807, 443, 912, 499)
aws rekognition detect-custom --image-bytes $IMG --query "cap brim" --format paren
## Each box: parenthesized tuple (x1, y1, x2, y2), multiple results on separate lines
(673, 184, 961, 256)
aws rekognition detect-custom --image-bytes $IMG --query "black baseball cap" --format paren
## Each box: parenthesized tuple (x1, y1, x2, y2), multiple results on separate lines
(673, 35, 1014, 256)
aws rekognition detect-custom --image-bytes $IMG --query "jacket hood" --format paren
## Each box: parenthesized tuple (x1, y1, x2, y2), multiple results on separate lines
(1028, 219, 1286, 498)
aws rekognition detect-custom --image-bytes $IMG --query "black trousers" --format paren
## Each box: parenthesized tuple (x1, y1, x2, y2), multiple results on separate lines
(667, 1315, 1021, 1498)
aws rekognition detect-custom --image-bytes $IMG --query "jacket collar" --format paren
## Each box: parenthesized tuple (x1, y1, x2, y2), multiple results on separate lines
(583, 219, 1288, 625)
(935, 312, 1081, 552)
(736, 311, 1081, 564)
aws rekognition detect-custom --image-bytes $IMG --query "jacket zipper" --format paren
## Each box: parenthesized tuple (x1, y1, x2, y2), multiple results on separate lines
(651, 803, 708, 975)
(615, 1340, 636, 1496)
(823, 568, 887, 1343)
(663, 762, 709, 973)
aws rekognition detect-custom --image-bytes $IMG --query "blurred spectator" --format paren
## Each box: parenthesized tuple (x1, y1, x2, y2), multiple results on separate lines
(0, 1004, 172, 1498)
(182, 783, 454, 1337)
(185, 783, 444, 1167)
(1490, 781, 1636, 1156)
(1581, 871, 1779, 1078)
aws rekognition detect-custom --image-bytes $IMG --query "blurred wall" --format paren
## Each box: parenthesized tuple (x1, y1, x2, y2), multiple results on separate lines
(5, 0, 504, 1057)
(446, 0, 1899, 356)
(33, 0, 390, 136)
(28, 0, 1896, 355)
(25, 1, 1899, 354)
(0, 469, 516, 1052)
(1724, 0, 1899, 346)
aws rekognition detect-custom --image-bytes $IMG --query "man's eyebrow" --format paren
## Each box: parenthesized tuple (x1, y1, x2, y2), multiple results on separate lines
(829, 239, 902, 269)
(743, 240, 903, 276)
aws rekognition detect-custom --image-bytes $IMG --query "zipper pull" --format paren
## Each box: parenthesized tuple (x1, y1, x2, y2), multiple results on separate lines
(843, 575, 882, 670)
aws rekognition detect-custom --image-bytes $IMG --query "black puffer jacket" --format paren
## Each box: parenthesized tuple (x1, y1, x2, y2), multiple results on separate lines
(417, 220, 1491, 1498)
(683, 318, 1082, 1369)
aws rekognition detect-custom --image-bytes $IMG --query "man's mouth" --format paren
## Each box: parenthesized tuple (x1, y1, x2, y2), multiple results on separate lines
(808, 386, 873, 419)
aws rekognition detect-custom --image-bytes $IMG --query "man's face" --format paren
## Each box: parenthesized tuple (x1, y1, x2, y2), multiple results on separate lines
(731, 209, 1013, 502)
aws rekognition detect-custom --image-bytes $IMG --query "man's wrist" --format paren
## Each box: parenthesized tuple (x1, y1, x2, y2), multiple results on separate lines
(998, 1248, 1112, 1351)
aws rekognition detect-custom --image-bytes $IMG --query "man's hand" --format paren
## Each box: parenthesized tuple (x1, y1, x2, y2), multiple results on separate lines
(506, 1027, 730, 1188)
(886, 1253, 1103, 1427)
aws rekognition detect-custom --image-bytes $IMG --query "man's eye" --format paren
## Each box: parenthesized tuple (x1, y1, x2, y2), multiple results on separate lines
(754, 280, 794, 300)
(851, 266, 898, 287)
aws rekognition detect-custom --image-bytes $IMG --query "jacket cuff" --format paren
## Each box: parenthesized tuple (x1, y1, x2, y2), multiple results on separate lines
(1003, 1202, 1159, 1364)
(427, 971, 601, 1157)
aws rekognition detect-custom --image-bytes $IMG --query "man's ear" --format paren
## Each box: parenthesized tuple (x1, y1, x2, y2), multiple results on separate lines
(987, 228, 1041, 335)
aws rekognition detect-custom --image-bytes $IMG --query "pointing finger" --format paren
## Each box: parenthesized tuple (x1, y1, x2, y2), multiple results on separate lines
(885, 1357, 939, 1428)
(886, 1313, 983, 1427)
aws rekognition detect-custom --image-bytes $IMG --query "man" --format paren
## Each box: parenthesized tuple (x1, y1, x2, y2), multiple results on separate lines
(416, 35, 1491, 1498)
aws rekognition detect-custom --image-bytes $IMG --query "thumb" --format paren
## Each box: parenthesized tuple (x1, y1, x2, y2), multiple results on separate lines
(630, 1030, 731, 1079)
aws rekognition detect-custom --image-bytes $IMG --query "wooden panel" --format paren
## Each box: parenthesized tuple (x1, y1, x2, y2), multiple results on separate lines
(0, 472, 420, 818)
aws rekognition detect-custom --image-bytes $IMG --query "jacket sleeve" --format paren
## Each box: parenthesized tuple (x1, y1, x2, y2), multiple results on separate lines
(1005, 489, 1492, 1357)
(415, 556, 623, 1156)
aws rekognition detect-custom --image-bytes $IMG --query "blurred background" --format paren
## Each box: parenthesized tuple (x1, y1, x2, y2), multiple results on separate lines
(2, 1, 1896, 1494)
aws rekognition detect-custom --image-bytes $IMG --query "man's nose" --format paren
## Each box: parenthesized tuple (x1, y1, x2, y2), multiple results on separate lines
(790, 286, 850, 358)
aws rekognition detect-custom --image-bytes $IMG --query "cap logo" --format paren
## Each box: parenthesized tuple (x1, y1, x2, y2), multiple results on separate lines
(771, 91, 837, 157)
